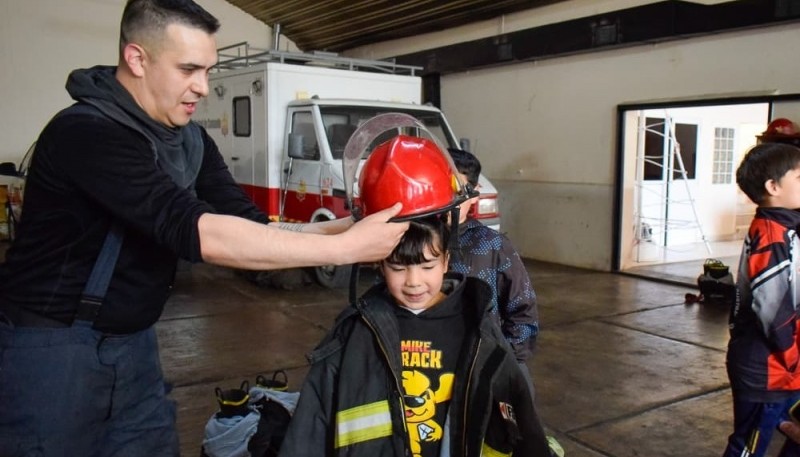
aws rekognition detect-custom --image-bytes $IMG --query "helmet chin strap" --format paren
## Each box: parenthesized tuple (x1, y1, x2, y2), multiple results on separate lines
(447, 206, 463, 267)
(449, 206, 461, 250)
(348, 263, 361, 304)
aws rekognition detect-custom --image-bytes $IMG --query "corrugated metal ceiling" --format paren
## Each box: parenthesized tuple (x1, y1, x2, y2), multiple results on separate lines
(223, 0, 570, 52)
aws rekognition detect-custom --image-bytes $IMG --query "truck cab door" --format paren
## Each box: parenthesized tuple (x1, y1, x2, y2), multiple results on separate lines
(281, 109, 323, 222)
(230, 77, 269, 211)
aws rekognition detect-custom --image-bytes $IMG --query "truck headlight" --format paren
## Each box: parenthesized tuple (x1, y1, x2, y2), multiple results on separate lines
(476, 196, 498, 217)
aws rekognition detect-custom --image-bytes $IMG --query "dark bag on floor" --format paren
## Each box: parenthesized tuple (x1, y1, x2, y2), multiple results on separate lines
(246, 398, 291, 457)
(247, 372, 292, 457)
(696, 259, 735, 305)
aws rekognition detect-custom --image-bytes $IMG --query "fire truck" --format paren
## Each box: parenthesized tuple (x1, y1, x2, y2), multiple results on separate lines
(194, 43, 500, 287)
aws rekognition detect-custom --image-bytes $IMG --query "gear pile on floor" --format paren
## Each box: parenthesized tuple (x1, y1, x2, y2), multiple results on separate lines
(201, 371, 297, 457)
(684, 258, 735, 306)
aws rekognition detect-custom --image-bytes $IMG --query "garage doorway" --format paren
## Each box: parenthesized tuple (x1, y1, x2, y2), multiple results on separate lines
(614, 96, 800, 283)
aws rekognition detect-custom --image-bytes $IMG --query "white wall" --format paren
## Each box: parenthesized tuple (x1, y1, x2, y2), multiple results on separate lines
(443, 25, 800, 270)
(345, 1, 800, 270)
(0, 0, 294, 164)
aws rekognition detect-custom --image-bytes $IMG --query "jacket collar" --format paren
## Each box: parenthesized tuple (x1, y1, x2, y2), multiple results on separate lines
(756, 207, 800, 228)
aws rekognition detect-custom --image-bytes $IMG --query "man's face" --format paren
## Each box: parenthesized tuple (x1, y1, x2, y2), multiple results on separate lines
(139, 23, 217, 127)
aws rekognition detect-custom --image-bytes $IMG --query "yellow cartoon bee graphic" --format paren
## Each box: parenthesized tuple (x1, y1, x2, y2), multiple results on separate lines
(401, 370, 454, 457)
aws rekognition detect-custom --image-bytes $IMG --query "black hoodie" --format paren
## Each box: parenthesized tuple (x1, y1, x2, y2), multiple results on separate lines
(0, 66, 267, 333)
(66, 65, 203, 189)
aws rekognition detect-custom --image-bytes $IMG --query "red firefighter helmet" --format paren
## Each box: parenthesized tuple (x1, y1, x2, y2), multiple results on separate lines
(357, 135, 462, 221)
(764, 118, 799, 136)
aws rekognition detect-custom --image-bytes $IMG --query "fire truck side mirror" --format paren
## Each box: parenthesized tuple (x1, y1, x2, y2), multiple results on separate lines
(288, 134, 305, 160)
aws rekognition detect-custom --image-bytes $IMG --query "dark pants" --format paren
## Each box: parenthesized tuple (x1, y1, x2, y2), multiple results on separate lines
(0, 318, 178, 457)
(722, 394, 800, 457)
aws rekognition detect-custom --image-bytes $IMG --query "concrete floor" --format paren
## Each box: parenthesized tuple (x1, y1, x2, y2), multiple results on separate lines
(0, 242, 789, 456)
(160, 259, 741, 457)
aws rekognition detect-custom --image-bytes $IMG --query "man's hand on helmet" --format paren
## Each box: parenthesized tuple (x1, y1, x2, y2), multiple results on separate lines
(340, 202, 409, 264)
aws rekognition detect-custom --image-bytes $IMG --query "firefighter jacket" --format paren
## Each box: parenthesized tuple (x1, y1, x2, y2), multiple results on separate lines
(278, 273, 550, 457)
(728, 207, 800, 402)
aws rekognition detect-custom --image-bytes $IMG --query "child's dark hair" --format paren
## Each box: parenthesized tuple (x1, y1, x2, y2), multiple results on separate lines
(448, 148, 481, 187)
(736, 143, 800, 204)
(384, 216, 450, 265)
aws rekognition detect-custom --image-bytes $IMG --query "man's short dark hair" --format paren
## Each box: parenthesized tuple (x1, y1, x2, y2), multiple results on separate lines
(448, 148, 481, 187)
(736, 143, 800, 205)
(120, 0, 220, 53)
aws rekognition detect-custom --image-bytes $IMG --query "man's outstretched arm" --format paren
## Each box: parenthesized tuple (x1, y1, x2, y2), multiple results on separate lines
(198, 203, 408, 270)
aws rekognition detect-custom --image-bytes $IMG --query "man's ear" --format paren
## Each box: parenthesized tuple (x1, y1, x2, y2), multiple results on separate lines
(122, 43, 147, 77)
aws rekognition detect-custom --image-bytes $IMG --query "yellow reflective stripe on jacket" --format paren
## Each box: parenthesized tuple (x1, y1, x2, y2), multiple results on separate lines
(335, 400, 393, 448)
(481, 442, 512, 457)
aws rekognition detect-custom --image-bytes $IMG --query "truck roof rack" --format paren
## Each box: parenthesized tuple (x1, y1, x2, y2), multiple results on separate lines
(215, 42, 423, 76)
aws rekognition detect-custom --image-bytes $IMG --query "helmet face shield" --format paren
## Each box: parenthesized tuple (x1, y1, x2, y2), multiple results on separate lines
(342, 113, 468, 221)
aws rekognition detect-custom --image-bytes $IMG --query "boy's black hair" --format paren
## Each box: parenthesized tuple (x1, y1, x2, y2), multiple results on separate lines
(384, 216, 450, 265)
(448, 148, 481, 187)
(736, 143, 800, 204)
(120, 0, 220, 53)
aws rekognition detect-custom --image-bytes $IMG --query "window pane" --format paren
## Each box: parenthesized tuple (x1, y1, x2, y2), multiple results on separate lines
(233, 97, 251, 137)
(711, 127, 735, 185)
(291, 111, 319, 160)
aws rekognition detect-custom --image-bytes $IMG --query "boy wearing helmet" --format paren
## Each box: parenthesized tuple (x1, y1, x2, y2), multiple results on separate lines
(722, 142, 800, 456)
(448, 148, 539, 397)
(278, 135, 551, 457)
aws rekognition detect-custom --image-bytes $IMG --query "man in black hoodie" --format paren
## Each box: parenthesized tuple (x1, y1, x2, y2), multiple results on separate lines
(0, 1, 408, 455)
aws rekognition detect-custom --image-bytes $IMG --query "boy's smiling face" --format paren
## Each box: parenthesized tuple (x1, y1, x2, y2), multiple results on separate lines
(382, 243, 448, 312)
(765, 165, 800, 209)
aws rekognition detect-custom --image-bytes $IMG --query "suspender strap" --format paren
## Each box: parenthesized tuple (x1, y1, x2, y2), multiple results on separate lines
(75, 222, 125, 324)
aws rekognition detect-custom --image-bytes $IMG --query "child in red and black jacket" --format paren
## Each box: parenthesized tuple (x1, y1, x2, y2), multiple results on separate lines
(724, 142, 800, 457)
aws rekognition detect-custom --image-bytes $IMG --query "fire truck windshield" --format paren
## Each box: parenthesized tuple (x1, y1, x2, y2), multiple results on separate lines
(320, 106, 456, 160)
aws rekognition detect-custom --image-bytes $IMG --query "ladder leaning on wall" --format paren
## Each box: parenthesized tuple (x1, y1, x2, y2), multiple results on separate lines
(632, 110, 711, 262)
